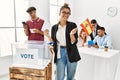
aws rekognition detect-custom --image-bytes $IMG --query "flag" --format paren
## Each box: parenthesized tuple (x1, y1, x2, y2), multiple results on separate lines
(80, 18, 92, 35)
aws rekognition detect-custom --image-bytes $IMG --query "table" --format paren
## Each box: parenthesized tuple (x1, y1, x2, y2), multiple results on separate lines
(75, 47, 120, 80)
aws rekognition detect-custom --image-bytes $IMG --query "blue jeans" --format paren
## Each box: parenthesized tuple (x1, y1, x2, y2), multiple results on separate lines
(56, 47, 77, 80)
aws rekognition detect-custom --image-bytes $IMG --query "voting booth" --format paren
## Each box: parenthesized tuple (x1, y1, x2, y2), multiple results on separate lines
(9, 41, 52, 80)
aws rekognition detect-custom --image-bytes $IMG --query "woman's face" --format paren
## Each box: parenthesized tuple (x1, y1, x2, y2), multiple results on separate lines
(59, 8, 71, 21)
(81, 32, 87, 38)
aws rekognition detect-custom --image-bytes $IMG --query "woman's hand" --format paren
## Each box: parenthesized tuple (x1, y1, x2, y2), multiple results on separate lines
(70, 28, 77, 44)
(44, 29, 53, 42)
(70, 28, 77, 35)
(44, 29, 50, 37)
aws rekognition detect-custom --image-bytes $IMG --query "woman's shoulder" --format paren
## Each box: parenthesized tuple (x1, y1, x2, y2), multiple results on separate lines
(67, 21, 77, 28)
(67, 21, 76, 25)
(51, 24, 58, 29)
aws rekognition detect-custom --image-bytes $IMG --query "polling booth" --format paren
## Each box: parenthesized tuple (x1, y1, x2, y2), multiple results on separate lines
(9, 41, 52, 80)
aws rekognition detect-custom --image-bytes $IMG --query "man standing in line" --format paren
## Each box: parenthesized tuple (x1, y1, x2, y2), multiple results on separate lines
(23, 7, 49, 41)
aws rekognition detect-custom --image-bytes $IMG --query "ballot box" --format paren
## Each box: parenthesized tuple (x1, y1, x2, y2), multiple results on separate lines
(9, 41, 52, 80)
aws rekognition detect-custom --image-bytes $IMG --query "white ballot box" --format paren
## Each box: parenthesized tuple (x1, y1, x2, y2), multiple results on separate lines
(10, 41, 52, 80)
(11, 40, 51, 68)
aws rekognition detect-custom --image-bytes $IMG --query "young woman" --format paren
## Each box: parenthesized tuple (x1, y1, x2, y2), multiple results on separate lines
(78, 29, 91, 47)
(45, 3, 81, 80)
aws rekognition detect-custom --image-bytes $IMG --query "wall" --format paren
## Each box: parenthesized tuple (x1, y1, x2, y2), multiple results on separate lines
(67, 0, 120, 50)
(66, 0, 120, 80)
(28, 0, 50, 22)
(0, 0, 50, 76)
(0, 56, 12, 76)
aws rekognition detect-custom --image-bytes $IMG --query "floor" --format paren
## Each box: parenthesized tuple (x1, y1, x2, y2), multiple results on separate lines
(0, 66, 67, 80)
(0, 57, 120, 80)
(0, 73, 67, 80)
(0, 74, 9, 80)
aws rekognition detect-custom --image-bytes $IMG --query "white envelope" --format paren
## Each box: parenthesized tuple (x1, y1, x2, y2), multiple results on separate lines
(30, 28, 36, 33)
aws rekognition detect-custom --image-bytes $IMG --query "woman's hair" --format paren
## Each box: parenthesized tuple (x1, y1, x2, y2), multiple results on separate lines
(59, 3, 71, 13)
(79, 29, 87, 43)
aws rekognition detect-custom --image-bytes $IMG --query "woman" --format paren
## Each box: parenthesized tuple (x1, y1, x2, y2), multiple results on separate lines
(78, 29, 91, 47)
(45, 3, 81, 80)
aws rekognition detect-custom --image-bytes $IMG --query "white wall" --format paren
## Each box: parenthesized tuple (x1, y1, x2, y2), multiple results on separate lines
(66, 1, 120, 80)
(0, 56, 12, 76)
(28, 0, 50, 22)
(0, 0, 50, 76)
(67, 0, 120, 50)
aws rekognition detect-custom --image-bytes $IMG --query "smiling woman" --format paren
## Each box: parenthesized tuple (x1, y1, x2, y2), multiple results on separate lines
(47, 3, 81, 80)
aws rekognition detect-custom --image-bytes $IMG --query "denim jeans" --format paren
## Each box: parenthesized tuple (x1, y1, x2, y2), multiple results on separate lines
(56, 47, 77, 80)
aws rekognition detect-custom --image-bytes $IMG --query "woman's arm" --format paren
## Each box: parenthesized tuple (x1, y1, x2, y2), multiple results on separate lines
(70, 28, 78, 44)
(44, 29, 53, 42)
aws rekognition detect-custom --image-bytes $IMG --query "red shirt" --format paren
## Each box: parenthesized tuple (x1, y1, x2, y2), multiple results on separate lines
(26, 18, 44, 41)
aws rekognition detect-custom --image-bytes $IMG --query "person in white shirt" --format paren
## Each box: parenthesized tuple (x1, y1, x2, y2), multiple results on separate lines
(93, 27, 112, 49)
(44, 3, 81, 80)
(78, 29, 91, 47)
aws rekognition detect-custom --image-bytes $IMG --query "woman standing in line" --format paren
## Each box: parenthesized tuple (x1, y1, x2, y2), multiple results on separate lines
(44, 3, 81, 80)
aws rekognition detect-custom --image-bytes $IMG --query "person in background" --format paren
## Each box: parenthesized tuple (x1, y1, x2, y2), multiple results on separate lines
(78, 29, 91, 47)
(23, 7, 49, 41)
(93, 27, 112, 49)
(90, 19, 101, 40)
(44, 3, 81, 80)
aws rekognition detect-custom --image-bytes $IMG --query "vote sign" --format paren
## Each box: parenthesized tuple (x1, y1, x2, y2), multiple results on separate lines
(13, 48, 39, 65)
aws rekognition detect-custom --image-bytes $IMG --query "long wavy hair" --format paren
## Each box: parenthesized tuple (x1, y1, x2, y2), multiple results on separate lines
(79, 29, 87, 43)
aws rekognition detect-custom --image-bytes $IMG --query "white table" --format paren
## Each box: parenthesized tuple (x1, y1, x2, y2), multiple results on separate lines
(75, 47, 120, 80)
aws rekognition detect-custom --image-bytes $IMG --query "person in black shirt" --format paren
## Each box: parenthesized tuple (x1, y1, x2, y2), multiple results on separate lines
(90, 19, 101, 40)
